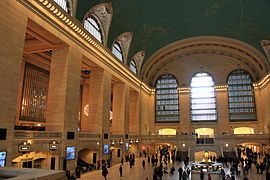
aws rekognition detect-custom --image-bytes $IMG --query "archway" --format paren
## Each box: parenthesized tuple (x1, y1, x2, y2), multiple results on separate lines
(78, 148, 99, 172)
(12, 151, 59, 169)
(195, 128, 214, 138)
(158, 128, 176, 135)
(234, 127, 255, 134)
(194, 151, 217, 161)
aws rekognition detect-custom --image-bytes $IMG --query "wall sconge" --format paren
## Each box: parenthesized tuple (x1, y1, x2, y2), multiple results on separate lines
(97, 142, 100, 145)
(182, 144, 186, 147)
(49, 141, 59, 151)
(135, 139, 139, 143)
(111, 139, 115, 145)
(19, 141, 31, 153)
(225, 144, 229, 147)
(119, 139, 124, 145)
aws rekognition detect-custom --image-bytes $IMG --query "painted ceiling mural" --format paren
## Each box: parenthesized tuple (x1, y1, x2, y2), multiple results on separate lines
(76, 0, 270, 65)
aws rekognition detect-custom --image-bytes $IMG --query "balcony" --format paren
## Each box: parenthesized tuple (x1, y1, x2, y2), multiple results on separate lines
(215, 134, 270, 141)
(14, 130, 62, 139)
(196, 138, 214, 145)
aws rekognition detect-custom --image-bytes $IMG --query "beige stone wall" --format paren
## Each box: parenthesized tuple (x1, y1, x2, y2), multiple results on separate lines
(257, 82, 270, 133)
(0, 0, 28, 166)
(2, 0, 270, 171)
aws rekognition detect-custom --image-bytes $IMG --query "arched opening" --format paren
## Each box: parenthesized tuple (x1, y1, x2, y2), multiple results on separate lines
(12, 151, 59, 169)
(190, 72, 217, 122)
(195, 128, 214, 138)
(233, 127, 255, 134)
(155, 74, 179, 123)
(78, 148, 99, 173)
(158, 128, 177, 135)
(194, 151, 217, 162)
(227, 69, 256, 122)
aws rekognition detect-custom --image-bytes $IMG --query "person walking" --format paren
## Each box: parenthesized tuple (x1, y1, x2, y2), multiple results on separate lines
(102, 167, 109, 180)
(142, 159, 146, 170)
(119, 165, 123, 177)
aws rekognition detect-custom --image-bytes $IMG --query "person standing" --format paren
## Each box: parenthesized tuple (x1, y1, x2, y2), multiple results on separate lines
(119, 165, 123, 177)
(102, 167, 109, 180)
(178, 167, 183, 180)
(200, 169, 204, 180)
(142, 159, 146, 170)
(97, 160, 101, 170)
(121, 157, 124, 165)
(207, 173, 211, 180)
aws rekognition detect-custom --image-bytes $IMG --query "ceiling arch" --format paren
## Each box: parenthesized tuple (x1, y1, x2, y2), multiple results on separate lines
(76, 0, 270, 67)
(141, 36, 269, 86)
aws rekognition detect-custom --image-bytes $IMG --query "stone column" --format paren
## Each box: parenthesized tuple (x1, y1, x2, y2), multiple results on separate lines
(254, 87, 264, 133)
(129, 91, 140, 135)
(216, 87, 230, 134)
(46, 45, 81, 132)
(46, 45, 81, 171)
(0, 0, 28, 166)
(111, 82, 126, 134)
(124, 86, 130, 136)
(83, 68, 111, 135)
(179, 88, 191, 134)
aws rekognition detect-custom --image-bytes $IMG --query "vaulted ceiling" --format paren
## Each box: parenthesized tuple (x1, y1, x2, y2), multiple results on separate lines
(76, 0, 270, 67)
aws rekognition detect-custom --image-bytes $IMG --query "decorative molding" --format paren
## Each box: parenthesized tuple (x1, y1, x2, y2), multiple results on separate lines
(114, 32, 133, 64)
(261, 40, 270, 65)
(84, 3, 113, 46)
(20, 0, 153, 94)
(142, 36, 269, 83)
(131, 50, 145, 76)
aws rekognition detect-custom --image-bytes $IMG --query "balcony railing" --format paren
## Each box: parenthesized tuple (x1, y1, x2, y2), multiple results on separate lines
(215, 134, 270, 141)
(77, 133, 101, 139)
(196, 138, 214, 145)
(14, 130, 62, 139)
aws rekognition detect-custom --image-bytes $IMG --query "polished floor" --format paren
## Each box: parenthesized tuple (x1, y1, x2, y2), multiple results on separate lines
(78, 158, 266, 180)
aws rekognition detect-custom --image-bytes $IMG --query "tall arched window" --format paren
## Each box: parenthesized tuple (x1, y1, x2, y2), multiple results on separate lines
(53, 0, 71, 14)
(227, 69, 256, 121)
(155, 74, 179, 123)
(129, 59, 138, 74)
(84, 15, 103, 43)
(112, 41, 123, 62)
(190, 72, 217, 121)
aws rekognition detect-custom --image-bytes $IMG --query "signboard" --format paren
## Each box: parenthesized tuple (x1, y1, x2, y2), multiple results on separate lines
(0, 152, 6, 167)
(66, 147, 76, 160)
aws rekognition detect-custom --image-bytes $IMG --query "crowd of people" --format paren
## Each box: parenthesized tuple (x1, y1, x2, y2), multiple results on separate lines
(65, 145, 270, 180)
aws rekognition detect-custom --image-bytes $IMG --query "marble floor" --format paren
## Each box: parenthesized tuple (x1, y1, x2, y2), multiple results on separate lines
(78, 158, 266, 180)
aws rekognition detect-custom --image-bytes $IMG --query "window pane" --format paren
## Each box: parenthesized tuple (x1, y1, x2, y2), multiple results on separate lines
(227, 69, 256, 121)
(20, 63, 49, 122)
(54, 0, 69, 13)
(84, 16, 103, 43)
(129, 60, 137, 74)
(155, 74, 179, 122)
(112, 42, 123, 61)
(190, 73, 217, 121)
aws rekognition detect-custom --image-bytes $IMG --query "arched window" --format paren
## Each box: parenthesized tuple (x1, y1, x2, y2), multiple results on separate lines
(53, 0, 71, 14)
(227, 69, 256, 121)
(84, 15, 103, 43)
(190, 72, 217, 121)
(112, 41, 124, 62)
(129, 59, 138, 74)
(155, 74, 179, 123)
